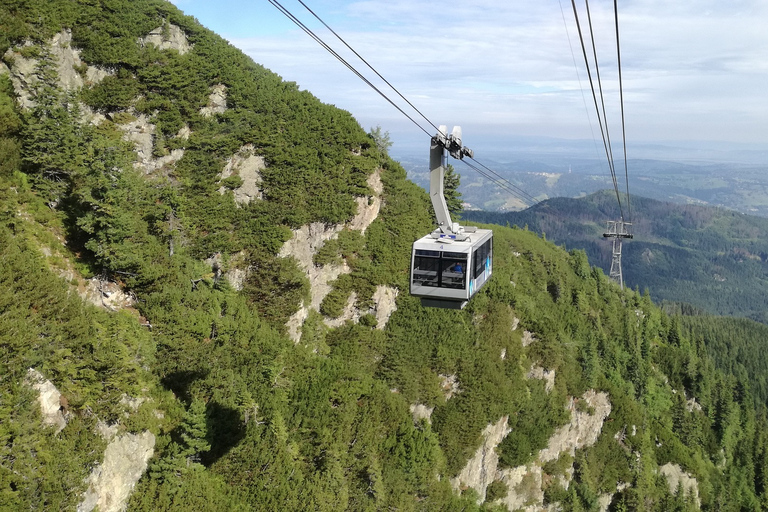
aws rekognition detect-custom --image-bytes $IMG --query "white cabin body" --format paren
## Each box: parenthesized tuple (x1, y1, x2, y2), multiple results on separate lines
(410, 228, 493, 309)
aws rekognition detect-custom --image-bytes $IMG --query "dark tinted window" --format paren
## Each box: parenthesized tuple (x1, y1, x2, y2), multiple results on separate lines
(413, 256, 439, 287)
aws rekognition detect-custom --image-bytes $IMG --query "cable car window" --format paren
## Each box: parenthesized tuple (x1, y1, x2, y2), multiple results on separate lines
(441, 256, 466, 290)
(415, 250, 440, 257)
(413, 256, 439, 287)
(473, 240, 488, 279)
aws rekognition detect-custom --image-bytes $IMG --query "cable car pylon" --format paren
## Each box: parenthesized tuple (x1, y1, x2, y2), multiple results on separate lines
(603, 220, 632, 289)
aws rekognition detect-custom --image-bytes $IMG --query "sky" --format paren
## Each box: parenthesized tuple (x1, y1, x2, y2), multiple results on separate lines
(169, 0, 768, 154)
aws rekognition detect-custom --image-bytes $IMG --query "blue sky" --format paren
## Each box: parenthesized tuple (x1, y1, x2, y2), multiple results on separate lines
(170, 0, 768, 153)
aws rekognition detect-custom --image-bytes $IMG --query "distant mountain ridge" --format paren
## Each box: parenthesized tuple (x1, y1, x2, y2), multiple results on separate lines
(465, 190, 768, 321)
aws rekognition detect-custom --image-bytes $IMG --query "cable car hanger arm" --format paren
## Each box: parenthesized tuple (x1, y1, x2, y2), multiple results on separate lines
(430, 126, 473, 240)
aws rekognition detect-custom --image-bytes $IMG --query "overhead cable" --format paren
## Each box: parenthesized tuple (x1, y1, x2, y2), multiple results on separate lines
(468, 157, 539, 205)
(295, 0, 444, 137)
(268, 0, 539, 208)
(569, 0, 625, 222)
(461, 160, 537, 207)
(267, 0, 432, 138)
(613, 0, 631, 222)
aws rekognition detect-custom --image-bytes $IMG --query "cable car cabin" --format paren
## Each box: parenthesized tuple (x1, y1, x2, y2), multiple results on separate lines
(410, 228, 493, 309)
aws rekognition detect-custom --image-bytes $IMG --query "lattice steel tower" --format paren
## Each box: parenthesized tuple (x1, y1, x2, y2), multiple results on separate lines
(603, 220, 633, 289)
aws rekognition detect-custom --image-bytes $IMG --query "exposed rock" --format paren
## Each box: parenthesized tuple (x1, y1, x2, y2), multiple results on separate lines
(177, 124, 191, 140)
(598, 494, 614, 512)
(324, 292, 359, 328)
(686, 397, 702, 413)
(278, 168, 388, 339)
(511, 316, 520, 331)
(50, 29, 84, 91)
(348, 169, 383, 233)
(452, 390, 612, 510)
(82, 278, 135, 311)
(25, 368, 68, 434)
(80, 103, 107, 126)
(451, 416, 511, 502)
(286, 303, 310, 344)
(96, 421, 119, 442)
(279, 222, 350, 342)
(660, 463, 700, 507)
(225, 267, 248, 291)
(85, 65, 112, 85)
(77, 431, 155, 512)
(205, 251, 248, 291)
(538, 390, 611, 463)
(119, 394, 145, 413)
(527, 365, 555, 394)
(2, 30, 114, 113)
(3, 44, 39, 109)
(410, 403, 435, 424)
(372, 285, 398, 329)
(117, 113, 184, 174)
(279, 222, 344, 275)
(218, 144, 265, 205)
(439, 374, 461, 400)
(522, 330, 537, 347)
(140, 23, 191, 55)
(200, 83, 227, 117)
(496, 465, 544, 510)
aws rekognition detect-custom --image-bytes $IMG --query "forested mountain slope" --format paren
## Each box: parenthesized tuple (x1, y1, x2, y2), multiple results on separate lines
(465, 191, 768, 321)
(2, 1, 768, 511)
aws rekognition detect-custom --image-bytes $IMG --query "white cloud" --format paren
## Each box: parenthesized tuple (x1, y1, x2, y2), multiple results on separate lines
(196, 0, 768, 145)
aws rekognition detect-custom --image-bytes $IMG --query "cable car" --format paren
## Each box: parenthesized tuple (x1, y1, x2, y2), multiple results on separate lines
(410, 126, 493, 309)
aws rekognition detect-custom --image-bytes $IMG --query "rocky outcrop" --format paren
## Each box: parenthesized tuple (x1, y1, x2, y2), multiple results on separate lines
(3, 44, 43, 109)
(281, 223, 351, 311)
(217, 144, 264, 205)
(348, 169, 383, 234)
(451, 416, 511, 502)
(201, 83, 227, 117)
(280, 168, 393, 341)
(372, 285, 398, 329)
(660, 463, 700, 507)
(49, 29, 85, 90)
(139, 23, 191, 55)
(410, 403, 435, 424)
(2, 29, 112, 110)
(118, 113, 184, 174)
(538, 390, 611, 463)
(522, 330, 537, 347)
(452, 390, 612, 510)
(25, 368, 68, 434)
(82, 278, 136, 311)
(439, 374, 461, 400)
(77, 431, 155, 512)
(323, 292, 359, 329)
(527, 365, 555, 394)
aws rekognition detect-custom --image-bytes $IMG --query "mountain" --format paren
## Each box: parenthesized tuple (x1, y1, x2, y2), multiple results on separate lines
(2, 1, 768, 511)
(465, 191, 768, 322)
(397, 147, 768, 216)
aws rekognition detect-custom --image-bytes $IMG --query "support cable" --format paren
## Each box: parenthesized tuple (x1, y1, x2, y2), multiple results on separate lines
(570, 0, 624, 222)
(585, 0, 618, 183)
(467, 158, 539, 205)
(559, 0, 606, 174)
(268, 0, 540, 207)
(461, 160, 537, 207)
(267, 0, 432, 138)
(614, 0, 631, 223)
(295, 0, 444, 137)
